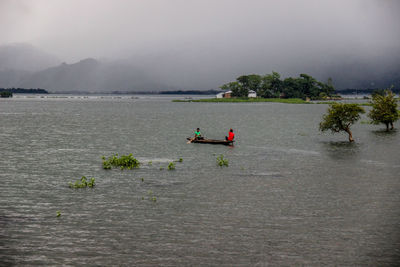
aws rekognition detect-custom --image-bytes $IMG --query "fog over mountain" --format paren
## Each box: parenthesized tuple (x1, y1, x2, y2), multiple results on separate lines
(0, 0, 399, 92)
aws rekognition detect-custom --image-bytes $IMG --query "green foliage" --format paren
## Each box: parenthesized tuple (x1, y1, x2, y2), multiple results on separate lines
(147, 190, 157, 202)
(319, 103, 365, 142)
(216, 155, 229, 167)
(368, 89, 399, 131)
(102, 154, 140, 170)
(69, 176, 95, 189)
(56, 211, 61, 217)
(0, 91, 13, 98)
(178, 158, 183, 162)
(371, 89, 386, 97)
(168, 162, 176, 170)
(259, 72, 282, 98)
(220, 72, 335, 100)
(220, 81, 246, 97)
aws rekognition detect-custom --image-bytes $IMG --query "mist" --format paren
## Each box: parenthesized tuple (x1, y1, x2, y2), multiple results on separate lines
(1, 0, 399, 91)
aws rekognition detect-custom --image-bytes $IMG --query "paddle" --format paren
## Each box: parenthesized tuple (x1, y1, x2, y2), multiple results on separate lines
(187, 137, 195, 144)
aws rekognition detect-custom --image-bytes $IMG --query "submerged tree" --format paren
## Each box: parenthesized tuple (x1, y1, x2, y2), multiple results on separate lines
(368, 89, 399, 131)
(319, 103, 365, 142)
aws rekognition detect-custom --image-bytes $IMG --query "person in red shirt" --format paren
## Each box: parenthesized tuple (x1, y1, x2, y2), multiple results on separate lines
(225, 128, 235, 141)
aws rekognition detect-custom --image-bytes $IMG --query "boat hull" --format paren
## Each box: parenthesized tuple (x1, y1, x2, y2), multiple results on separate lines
(187, 138, 234, 145)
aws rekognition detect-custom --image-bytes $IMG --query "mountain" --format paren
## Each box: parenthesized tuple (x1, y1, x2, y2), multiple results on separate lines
(17, 58, 167, 92)
(0, 43, 399, 92)
(0, 43, 60, 72)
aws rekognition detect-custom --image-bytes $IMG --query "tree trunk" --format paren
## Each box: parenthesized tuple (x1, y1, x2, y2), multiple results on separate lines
(345, 128, 354, 142)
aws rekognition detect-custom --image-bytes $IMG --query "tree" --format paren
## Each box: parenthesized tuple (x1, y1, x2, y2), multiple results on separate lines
(220, 81, 244, 97)
(319, 103, 365, 142)
(368, 89, 399, 131)
(235, 75, 250, 97)
(259, 72, 282, 98)
(247, 74, 262, 92)
(282, 77, 302, 98)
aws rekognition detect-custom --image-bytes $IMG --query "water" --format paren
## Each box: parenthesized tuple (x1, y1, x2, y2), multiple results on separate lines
(1, 95, 400, 266)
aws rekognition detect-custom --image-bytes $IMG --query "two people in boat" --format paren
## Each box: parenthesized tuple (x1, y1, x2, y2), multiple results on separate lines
(192, 128, 235, 141)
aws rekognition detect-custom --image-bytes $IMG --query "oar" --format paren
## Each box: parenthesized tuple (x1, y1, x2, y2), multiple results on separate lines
(187, 137, 195, 144)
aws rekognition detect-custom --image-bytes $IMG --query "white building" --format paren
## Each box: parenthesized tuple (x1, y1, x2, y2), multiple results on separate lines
(216, 90, 257, 98)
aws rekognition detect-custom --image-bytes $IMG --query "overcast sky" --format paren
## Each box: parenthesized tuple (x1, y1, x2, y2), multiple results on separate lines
(1, 0, 399, 88)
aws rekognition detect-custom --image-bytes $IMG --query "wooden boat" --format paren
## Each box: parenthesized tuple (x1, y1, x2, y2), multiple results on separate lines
(187, 137, 234, 145)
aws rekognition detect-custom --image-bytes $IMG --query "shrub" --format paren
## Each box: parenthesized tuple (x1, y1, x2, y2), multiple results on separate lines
(69, 176, 95, 188)
(216, 155, 229, 167)
(168, 162, 176, 170)
(102, 153, 140, 170)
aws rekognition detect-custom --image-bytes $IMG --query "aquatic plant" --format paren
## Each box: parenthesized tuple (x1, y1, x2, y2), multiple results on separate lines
(178, 158, 183, 162)
(141, 177, 144, 182)
(168, 162, 176, 170)
(146, 190, 157, 202)
(102, 153, 140, 170)
(216, 155, 229, 167)
(69, 176, 95, 189)
(57, 211, 61, 217)
(148, 161, 152, 166)
(160, 167, 164, 170)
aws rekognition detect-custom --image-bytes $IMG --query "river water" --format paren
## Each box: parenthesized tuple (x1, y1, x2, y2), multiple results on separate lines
(1, 95, 399, 266)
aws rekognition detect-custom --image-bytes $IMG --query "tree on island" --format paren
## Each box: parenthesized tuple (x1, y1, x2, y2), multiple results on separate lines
(319, 103, 365, 142)
(368, 89, 399, 131)
(220, 72, 335, 99)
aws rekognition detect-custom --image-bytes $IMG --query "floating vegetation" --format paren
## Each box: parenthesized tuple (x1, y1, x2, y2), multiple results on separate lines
(56, 211, 61, 217)
(69, 176, 95, 188)
(148, 161, 152, 166)
(216, 155, 229, 167)
(147, 190, 157, 202)
(168, 162, 176, 170)
(141, 177, 144, 182)
(102, 153, 140, 170)
(160, 167, 164, 170)
(178, 158, 183, 162)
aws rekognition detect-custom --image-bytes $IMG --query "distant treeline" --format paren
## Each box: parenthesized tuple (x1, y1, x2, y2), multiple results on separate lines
(220, 72, 336, 100)
(0, 88, 49, 94)
(336, 88, 400, 95)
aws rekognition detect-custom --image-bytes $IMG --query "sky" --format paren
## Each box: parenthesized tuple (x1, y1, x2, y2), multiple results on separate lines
(0, 0, 399, 89)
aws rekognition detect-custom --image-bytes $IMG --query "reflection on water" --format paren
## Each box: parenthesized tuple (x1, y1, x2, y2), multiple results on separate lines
(0, 95, 400, 266)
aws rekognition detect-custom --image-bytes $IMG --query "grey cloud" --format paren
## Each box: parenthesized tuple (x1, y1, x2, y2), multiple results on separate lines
(0, 0, 399, 90)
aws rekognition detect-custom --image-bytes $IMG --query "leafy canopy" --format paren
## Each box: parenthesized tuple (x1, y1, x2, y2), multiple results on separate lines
(368, 89, 399, 127)
(220, 72, 335, 99)
(319, 103, 365, 133)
